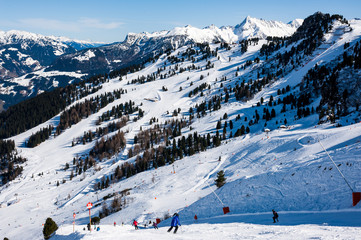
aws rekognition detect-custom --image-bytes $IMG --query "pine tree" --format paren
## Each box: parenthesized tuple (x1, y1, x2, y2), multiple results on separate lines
(43, 217, 58, 239)
(216, 120, 222, 129)
(215, 170, 226, 188)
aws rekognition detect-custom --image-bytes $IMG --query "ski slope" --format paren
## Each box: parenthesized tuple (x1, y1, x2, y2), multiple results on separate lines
(52, 211, 361, 240)
(1, 19, 361, 240)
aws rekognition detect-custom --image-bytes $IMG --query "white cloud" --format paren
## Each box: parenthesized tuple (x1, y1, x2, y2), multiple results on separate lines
(2, 17, 124, 32)
(18, 18, 80, 32)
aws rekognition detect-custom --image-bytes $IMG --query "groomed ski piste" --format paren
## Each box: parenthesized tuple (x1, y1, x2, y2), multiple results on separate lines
(1, 18, 361, 240)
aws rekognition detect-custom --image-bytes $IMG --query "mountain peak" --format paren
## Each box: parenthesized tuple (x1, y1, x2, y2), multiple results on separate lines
(235, 16, 302, 39)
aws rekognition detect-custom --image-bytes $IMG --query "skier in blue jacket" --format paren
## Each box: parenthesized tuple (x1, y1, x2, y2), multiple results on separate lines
(167, 213, 181, 233)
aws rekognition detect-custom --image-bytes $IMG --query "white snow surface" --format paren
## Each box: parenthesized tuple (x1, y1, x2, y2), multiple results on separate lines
(1, 19, 361, 240)
(52, 217, 361, 240)
(6, 69, 86, 87)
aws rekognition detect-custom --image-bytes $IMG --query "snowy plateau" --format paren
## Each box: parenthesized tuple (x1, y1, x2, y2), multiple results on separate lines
(1, 13, 361, 239)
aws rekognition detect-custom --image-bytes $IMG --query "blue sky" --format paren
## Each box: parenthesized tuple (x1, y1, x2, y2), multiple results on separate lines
(0, 0, 359, 43)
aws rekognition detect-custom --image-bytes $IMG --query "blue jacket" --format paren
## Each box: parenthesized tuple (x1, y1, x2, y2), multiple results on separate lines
(171, 215, 180, 226)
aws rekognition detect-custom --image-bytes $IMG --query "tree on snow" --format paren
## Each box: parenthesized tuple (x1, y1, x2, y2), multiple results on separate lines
(215, 170, 226, 188)
(43, 217, 58, 239)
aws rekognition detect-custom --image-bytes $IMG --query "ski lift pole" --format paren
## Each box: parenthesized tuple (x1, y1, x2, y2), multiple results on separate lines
(318, 139, 354, 192)
(205, 181, 224, 206)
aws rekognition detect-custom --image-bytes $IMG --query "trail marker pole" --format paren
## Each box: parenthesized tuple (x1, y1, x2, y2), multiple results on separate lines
(87, 202, 93, 232)
(73, 213, 76, 233)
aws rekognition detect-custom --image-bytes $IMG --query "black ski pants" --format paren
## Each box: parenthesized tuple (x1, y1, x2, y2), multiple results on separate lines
(167, 226, 178, 233)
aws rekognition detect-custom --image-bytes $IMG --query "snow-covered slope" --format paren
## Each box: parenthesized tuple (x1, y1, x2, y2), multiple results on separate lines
(1, 13, 361, 240)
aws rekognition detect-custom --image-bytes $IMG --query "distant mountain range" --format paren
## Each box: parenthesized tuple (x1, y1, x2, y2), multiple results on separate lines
(0, 31, 104, 79)
(0, 16, 303, 109)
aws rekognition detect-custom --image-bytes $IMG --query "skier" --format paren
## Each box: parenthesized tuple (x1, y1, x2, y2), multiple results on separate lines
(167, 213, 181, 234)
(194, 214, 198, 221)
(133, 219, 139, 230)
(153, 221, 158, 229)
(272, 209, 279, 223)
(114, 221, 116, 227)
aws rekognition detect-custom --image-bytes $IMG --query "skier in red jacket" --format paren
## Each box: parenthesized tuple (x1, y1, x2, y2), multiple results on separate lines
(133, 220, 139, 229)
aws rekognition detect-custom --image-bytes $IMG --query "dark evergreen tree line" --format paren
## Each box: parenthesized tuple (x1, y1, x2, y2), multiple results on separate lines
(56, 88, 124, 134)
(0, 56, 157, 139)
(259, 12, 345, 77)
(239, 38, 260, 53)
(26, 125, 54, 148)
(89, 131, 126, 160)
(188, 82, 210, 97)
(300, 39, 361, 123)
(113, 131, 223, 181)
(0, 76, 108, 139)
(129, 118, 188, 158)
(73, 116, 129, 147)
(97, 100, 139, 124)
(0, 140, 27, 185)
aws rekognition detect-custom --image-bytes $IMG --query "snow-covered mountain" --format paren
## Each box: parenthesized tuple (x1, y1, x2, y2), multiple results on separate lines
(48, 15, 304, 72)
(0, 30, 76, 79)
(124, 16, 303, 45)
(49, 35, 104, 50)
(0, 16, 302, 109)
(234, 16, 303, 39)
(1, 12, 361, 239)
(0, 30, 105, 79)
(0, 30, 105, 108)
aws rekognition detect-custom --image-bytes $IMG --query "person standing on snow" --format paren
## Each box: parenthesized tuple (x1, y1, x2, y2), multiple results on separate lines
(272, 209, 279, 223)
(167, 213, 181, 234)
(153, 221, 158, 229)
(133, 219, 139, 229)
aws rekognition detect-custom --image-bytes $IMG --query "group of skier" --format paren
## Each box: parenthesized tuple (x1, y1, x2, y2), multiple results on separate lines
(109, 209, 278, 234)
(130, 213, 181, 233)
(132, 219, 159, 230)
